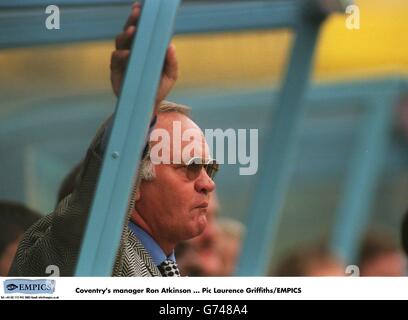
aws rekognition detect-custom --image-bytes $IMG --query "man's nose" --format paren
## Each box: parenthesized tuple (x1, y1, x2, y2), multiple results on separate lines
(195, 169, 216, 194)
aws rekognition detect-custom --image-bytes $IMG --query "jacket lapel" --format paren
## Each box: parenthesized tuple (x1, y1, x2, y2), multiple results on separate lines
(127, 229, 162, 277)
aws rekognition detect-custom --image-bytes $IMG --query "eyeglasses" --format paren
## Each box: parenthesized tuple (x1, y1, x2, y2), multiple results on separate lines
(184, 157, 219, 180)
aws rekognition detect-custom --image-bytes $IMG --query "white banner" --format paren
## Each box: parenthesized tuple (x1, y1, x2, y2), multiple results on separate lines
(1, 277, 408, 300)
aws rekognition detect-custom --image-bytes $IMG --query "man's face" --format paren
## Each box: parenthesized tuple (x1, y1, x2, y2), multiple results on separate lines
(134, 112, 216, 251)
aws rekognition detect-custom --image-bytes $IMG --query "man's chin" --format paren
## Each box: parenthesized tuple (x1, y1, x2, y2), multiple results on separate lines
(191, 216, 207, 238)
(182, 211, 207, 239)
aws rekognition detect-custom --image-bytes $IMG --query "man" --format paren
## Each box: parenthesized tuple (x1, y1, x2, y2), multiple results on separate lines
(358, 231, 406, 276)
(0, 201, 41, 276)
(129, 102, 216, 276)
(272, 245, 345, 276)
(216, 217, 245, 276)
(402, 209, 408, 257)
(11, 3, 217, 277)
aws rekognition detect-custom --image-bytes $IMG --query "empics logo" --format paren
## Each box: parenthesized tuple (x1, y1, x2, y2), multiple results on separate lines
(4, 279, 56, 294)
(5, 283, 18, 291)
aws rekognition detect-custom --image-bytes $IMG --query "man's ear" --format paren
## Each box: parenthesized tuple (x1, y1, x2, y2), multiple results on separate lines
(135, 188, 141, 202)
(132, 188, 141, 216)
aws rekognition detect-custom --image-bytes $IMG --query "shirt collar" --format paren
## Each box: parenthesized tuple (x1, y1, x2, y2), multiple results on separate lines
(128, 221, 175, 266)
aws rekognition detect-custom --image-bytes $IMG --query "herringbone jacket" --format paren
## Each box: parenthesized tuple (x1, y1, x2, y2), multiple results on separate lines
(10, 120, 162, 277)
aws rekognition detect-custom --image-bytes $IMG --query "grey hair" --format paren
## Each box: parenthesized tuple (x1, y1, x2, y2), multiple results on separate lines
(139, 158, 155, 181)
(138, 101, 192, 181)
(157, 100, 191, 116)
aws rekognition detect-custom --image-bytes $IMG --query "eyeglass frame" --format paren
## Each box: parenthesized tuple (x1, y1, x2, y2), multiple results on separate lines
(142, 142, 219, 181)
(184, 156, 219, 180)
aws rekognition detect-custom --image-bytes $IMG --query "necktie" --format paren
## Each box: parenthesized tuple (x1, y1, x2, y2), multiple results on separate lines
(158, 259, 180, 277)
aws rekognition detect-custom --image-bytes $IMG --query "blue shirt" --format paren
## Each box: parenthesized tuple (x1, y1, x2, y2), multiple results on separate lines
(128, 221, 176, 266)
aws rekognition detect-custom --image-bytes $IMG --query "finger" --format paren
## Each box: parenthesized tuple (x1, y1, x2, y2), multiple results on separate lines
(123, 5, 142, 31)
(110, 50, 130, 72)
(110, 50, 130, 97)
(115, 26, 136, 50)
(163, 43, 178, 81)
(132, 2, 141, 9)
